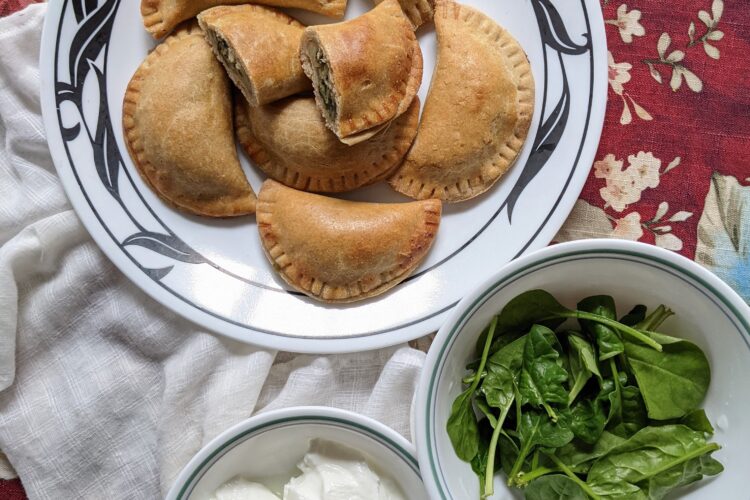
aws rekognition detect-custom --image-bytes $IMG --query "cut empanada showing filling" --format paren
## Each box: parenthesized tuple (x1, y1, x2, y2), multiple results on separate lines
(122, 23, 256, 217)
(198, 5, 310, 107)
(235, 95, 420, 193)
(257, 180, 442, 303)
(141, 0, 347, 39)
(389, 0, 534, 203)
(299, 0, 423, 145)
(373, 0, 435, 29)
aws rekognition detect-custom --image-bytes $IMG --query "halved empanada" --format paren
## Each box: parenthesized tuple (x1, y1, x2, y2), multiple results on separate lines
(373, 0, 435, 28)
(122, 23, 256, 217)
(389, 0, 534, 202)
(198, 5, 309, 107)
(299, 0, 422, 145)
(141, 0, 347, 39)
(257, 180, 441, 303)
(235, 95, 420, 193)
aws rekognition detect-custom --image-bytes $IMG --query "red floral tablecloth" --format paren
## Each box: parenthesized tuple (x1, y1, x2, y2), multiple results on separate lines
(1, 0, 747, 498)
(558, 0, 750, 304)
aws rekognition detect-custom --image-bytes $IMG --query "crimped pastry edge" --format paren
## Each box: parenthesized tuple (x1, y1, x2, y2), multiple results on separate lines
(122, 24, 256, 217)
(389, 0, 535, 203)
(256, 180, 442, 303)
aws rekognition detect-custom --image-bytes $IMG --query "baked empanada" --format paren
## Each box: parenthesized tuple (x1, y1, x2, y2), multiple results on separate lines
(235, 95, 420, 193)
(389, 0, 534, 202)
(141, 0, 347, 39)
(257, 180, 441, 303)
(373, 0, 435, 28)
(299, 0, 423, 145)
(122, 23, 256, 217)
(198, 5, 309, 107)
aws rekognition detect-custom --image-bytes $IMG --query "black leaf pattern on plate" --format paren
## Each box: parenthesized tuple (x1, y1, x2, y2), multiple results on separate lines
(72, 0, 101, 23)
(56, 0, 119, 113)
(60, 122, 81, 141)
(123, 232, 207, 265)
(58, 0, 212, 277)
(143, 266, 175, 281)
(504, 0, 589, 221)
(506, 55, 571, 221)
(90, 63, 122, 198)
(531, 0, 590, 54)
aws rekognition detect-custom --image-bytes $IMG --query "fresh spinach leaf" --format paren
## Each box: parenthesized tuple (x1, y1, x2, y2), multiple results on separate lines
(677, 409, 715, 434)
(570, 399, 607, 444)
(471, 418, 494, 497)
(475, 397, 498, 429)
(608, 384, 648, 438)
(484, 336, 526, 411)
(578, 296, 624, 361)
(508, 411, 574, 485)
(446, 388, 480, 462)
(624, 333, 710, 420)
(619, 304, 647, 326)
(567, 333, 602, 405)
(655, 408, 715, 435)
(587, 425, 723, 500)
(481, 336, 527, 496)
(492, 290, 570, 334)
(594, 359, 647, 439)
(524, 475, 588, 500)
(554, 431, 627, 471)
(519, 325, 569, 420)
(487, 329, 527, 358)
(474, 289, 571, 356)
(499, 431, 521, 477)
(447, 317, 499, 462)
(495, 290, 662, 351)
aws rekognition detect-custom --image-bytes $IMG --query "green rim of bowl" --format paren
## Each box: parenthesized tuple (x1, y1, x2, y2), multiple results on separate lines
(177, 415, 420, 499)
(424, 246, 750, 499)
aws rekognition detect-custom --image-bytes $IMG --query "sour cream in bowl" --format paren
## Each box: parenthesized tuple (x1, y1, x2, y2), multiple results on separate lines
(166, 407, 427, 500)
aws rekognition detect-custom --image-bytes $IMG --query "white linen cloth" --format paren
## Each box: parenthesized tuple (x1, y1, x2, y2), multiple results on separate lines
(0, 4, 426, 498)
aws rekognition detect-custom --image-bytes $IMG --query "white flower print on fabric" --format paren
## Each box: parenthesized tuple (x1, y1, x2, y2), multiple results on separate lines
(608, 51, 652, 124)
(611, 212, 644, 240)
(606, 4, 646, 43)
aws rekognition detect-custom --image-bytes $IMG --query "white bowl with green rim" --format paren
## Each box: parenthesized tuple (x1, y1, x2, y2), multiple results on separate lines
(166, 406, 427, 500)
(415, 239, 750, 499)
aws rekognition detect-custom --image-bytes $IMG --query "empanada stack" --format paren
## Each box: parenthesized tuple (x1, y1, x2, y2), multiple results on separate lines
(124, 0, 535, 303)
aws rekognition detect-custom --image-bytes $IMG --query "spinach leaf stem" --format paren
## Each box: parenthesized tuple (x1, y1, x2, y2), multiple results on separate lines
(546, 453, 602, 500)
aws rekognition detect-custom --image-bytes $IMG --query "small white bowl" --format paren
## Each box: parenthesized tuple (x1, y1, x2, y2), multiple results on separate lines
(167, 406, 428, 500)
(415, 240, 750, 499)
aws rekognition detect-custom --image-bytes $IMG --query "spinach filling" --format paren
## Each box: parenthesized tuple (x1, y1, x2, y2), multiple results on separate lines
(216, 36, 237, 68)
(314, 48, 337, 121)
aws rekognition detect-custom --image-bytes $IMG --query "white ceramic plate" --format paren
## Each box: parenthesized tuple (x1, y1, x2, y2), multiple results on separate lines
(416, 240, 750, 499)
(40, 0, 607, 352)
(165, 406, 427, 499)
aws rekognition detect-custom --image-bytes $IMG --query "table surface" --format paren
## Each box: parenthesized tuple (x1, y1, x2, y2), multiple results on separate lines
(1, 0, 747, 497)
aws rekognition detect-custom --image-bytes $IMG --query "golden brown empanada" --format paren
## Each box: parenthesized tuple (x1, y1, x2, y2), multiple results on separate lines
(299, 0, 423, 145)
(122, 23, 256, 217)
(389, 0, 534, 202)
(373, 0, 435, 28)
(235, 95, 420, 193)
(141, 0, 347, 39)
(257, 180, 441, 303)
(198, 5, 309, 107)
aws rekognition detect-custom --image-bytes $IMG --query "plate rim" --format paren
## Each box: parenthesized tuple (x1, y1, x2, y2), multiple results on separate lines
(39, 0, 608, 353)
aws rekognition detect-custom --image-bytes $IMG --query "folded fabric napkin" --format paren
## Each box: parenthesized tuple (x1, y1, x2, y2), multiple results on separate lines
(0, 5, 426, 499)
